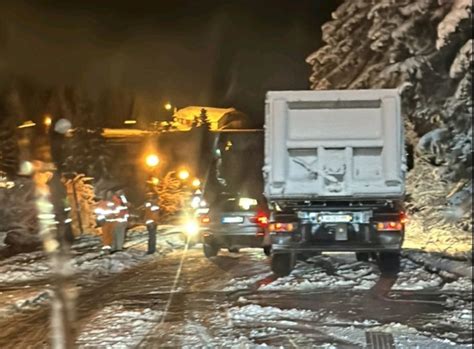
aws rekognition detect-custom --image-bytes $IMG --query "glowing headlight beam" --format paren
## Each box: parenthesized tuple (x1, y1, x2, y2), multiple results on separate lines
(184, 220, 199, 236)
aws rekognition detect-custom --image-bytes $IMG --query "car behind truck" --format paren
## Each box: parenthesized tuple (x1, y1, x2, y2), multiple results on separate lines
(264, 89, 407, 276)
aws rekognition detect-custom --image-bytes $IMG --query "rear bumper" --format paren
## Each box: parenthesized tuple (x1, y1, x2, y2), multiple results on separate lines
(272, 244, 401, 253)
(203, 231, 265, 248)
(271, 231, 403, 253)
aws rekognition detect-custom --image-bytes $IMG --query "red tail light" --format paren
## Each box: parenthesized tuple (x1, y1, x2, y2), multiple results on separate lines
(376, 221, 403, 231)
(250, 212, 269, 228)
(400, 211, 408, 224)
(269, 222, 296, 232)
(200, 215, 210, 224)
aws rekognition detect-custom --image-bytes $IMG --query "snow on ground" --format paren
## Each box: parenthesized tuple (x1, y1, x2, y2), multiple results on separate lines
(258, 255, 378, 292)
(0, 288, 50, 319)
(393, 266, 443, 291)
(76, 305, 162, 348)
(227, 304, 469, 348)
(369, 322, 470, 348)
(0, 227, 181, 285)
(229, 304, 319, 322)
(434, 306, 473, 333)
(441, 277, 473, 293)
(255, 253, 468, 295)
(223, 272, 273, 292)
(0, 229, 182, 319)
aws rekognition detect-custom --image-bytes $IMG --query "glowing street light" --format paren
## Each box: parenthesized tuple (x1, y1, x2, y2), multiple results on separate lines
(164, 103, 172, 111)
(43, 115, 52, 127)
(18, 120, 36, 129)
(192, 178, 201, 188)
(124, 120, 137, 125)
(145, 154, 160, 168)
(178, 169, 190, 181)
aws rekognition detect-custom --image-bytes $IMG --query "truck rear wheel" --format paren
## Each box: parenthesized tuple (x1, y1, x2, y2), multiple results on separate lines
(271, 253, 293, 277)
(377, 252, 400, 273)
(203, 243, 219, 258)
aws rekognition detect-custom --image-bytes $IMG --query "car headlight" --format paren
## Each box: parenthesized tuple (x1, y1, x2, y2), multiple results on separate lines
(184, 220, 199, 236)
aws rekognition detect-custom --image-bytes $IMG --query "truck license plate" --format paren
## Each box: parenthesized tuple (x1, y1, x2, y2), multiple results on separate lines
(319, 215, 352, 223)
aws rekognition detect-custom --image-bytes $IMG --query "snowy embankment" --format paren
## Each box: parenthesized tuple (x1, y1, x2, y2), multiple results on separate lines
(403, 249, 473, 280)
(402, 212, 472, 280)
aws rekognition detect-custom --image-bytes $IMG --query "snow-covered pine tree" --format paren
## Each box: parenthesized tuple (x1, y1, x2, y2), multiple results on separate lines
(156, 171, 188, 221)
(307, 0, 472, 230)
(199, 108, 212, 130)
(63, 128, 112, 181)
(63, 174, 98, 237)
(0, 119, 19, 179)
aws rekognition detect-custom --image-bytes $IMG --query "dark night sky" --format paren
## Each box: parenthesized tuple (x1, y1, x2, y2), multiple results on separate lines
(0, 0, 340, 126)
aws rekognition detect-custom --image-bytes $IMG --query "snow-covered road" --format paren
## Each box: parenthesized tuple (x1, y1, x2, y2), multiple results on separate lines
(0, 240, 471, 348)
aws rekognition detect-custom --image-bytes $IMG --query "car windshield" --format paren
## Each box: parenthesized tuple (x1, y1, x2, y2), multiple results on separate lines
(214, 197, 259, 212)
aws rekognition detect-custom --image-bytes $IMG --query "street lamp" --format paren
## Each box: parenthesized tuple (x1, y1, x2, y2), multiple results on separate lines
(145, 154, 160, 168)
(18, 120, 36, 129)
(164, 103, 172, 111)
(178, 169, 190, 181)
(44, 115, 52, 127)
(192, 178, 201, 188)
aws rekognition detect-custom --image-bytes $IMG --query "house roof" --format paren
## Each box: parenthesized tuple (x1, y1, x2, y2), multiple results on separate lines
(173, 106, 237, 123)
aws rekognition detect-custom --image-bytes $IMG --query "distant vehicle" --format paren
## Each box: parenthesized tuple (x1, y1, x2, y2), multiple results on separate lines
(200, 195, 271, 257)
(264, 89, 406, 276)
(180, 209, 203, 247)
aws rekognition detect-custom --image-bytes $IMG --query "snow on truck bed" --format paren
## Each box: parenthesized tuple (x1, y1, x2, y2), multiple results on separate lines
(264, 89, 405, 200)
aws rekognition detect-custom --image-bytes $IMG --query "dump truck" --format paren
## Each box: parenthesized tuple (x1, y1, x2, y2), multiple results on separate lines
(263, 89, 407, 276)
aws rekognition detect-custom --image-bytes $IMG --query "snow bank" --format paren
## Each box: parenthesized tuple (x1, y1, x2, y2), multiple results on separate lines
(404, 218, 472, 259)
(404, 250, 473, 279)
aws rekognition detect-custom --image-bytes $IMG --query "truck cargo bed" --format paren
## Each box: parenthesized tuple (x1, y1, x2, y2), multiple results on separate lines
(264, 89, 405, 200)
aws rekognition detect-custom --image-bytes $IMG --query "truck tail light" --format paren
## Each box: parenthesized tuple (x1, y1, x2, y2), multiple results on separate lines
(376, 221, 403, 231)
(400, 211, 408, 224)
(269, 222, 296, 232)
(200, 215, 210, 224)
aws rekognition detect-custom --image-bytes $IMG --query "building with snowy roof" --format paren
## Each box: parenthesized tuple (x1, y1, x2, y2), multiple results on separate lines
(172, 106, 249, 130)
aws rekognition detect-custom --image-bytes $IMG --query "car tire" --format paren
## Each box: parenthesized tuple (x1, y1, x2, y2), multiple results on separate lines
(356, 252, 370, 262)
(228, 248, 240, 253)
(271, 253, 293, 277)
(263, 246, 272, 257)
(203, 243, 219, 258)
(377, 252, 401, 273)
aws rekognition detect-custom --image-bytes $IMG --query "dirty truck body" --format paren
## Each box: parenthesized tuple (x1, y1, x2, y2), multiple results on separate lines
(264, 90, 406, 275)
